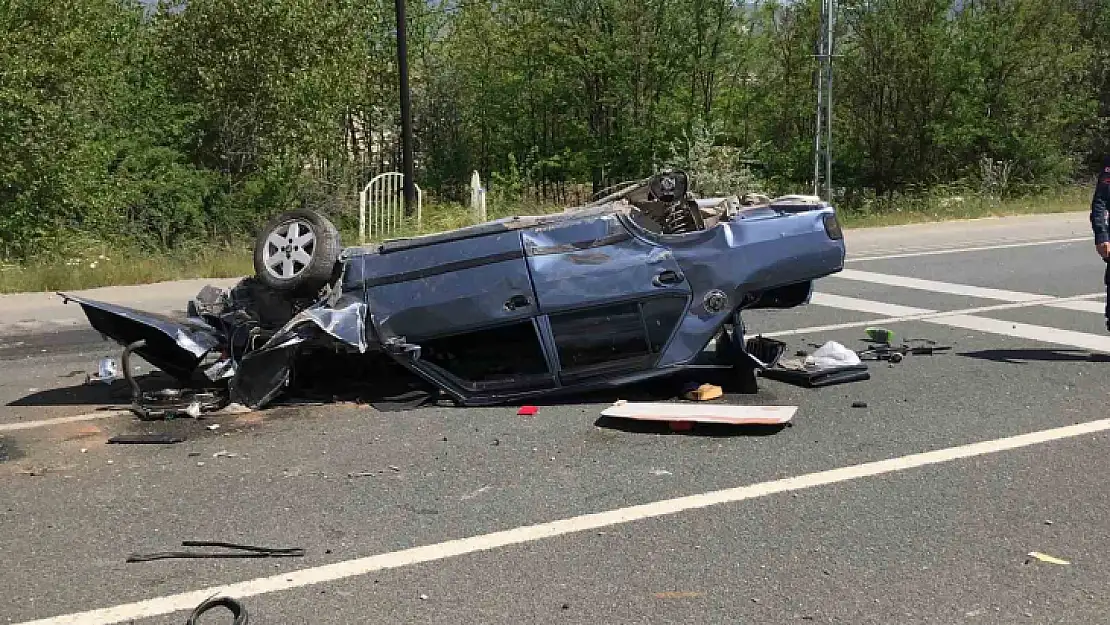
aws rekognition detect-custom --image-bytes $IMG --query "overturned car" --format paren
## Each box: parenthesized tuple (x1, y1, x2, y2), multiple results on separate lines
(61, 170, 846, 412)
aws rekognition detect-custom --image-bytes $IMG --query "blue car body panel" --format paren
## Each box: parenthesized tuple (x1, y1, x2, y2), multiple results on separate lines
(344, 198, 846, 406)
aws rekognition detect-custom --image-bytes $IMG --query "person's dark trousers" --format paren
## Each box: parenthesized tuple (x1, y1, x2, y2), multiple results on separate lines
(1105, 259, 1110, 331)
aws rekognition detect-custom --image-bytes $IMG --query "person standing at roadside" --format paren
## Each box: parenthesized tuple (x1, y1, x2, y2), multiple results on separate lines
(1091, 155, 1110, 330)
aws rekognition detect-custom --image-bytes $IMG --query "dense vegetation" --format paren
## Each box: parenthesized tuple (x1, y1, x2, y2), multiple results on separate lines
(1, 0, 1107, 260)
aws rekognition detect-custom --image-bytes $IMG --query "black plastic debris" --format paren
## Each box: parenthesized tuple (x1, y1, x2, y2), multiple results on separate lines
(127, 541, 305, 563)
(186, 596, 249, 625)
(762, 364, 871, 388)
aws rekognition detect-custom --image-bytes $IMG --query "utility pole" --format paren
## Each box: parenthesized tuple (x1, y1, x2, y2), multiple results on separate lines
(813, 0, 835, 201)
(395, 0, 416, 213)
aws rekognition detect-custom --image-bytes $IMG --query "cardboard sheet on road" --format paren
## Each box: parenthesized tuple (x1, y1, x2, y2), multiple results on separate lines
(601, 401, 797, 425)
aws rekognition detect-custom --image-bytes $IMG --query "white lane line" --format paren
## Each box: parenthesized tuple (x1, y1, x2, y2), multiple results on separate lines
(832, 268, 1106, 314)
(846, 237, 1087, 263)
(0, 410, 129, 433)
(835, 269, 1047, 302)
(1050, 299, 1107, 314)
(17, 416, 1110, 625)
(762, 292, 1103, 339)
(805, 293, 1110, 353)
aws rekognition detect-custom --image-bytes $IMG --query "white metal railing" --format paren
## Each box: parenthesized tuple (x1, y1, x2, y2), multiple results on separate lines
(359, 172, 422, 244)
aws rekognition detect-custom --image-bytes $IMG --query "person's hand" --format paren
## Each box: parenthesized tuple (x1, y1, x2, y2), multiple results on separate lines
(1097, 242, 1110, 259)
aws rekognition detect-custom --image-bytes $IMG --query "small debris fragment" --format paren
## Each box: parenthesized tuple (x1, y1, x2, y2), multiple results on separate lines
(206, 424, 221, 431)
(517, 405, 539, 416)
(213, 450, 239, 458)
(460, 485, 491, 500)
(1026, 551, 1069, 565)
(966, 609, 985, 617)
(388, 465, 401, 472)
(865, 327, 894, 344)
(85, 357, 120, 385)
(1044, 520, 1054, 526)
(851, 401, 868, 408)
(561, 603, 570, 611)
(650, 469, 672, 476)
(682, 382, 723, 402)
(348, 472, 375, 478)
(419, 594, 429, 601)
(197, 461, 206, 466)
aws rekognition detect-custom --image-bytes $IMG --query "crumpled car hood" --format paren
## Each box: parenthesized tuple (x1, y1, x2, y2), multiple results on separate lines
(59, 293, 224, 383)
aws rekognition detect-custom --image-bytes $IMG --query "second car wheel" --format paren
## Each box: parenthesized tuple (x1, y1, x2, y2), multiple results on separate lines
(253, 208, 343, 295)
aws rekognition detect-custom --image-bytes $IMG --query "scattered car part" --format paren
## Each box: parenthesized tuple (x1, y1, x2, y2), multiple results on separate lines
(761, 360, 871, 388)
(120, 340, 229, 420)
(857, 340, 952, 363)
(126, 541, 305, 563)
(85, 357, 120, 385)
(600, 400, 797, 425)
(62, 169, 847, 408)
(186, 596, 249, 625)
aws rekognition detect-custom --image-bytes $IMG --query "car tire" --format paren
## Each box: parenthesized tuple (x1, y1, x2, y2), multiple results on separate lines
(252, 208, 342, 295)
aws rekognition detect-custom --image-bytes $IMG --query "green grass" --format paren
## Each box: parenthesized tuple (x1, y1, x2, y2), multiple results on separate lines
(0, 185, 1093, 294)
(838, 185, 1090, 228)
(0, 244, 254, 294)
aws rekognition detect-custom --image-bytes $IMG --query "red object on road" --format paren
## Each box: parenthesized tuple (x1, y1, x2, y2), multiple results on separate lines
(517, 406, 539, 416)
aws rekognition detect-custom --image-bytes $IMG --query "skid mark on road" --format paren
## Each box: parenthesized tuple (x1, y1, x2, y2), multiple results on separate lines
(15, 416, 1110, 625)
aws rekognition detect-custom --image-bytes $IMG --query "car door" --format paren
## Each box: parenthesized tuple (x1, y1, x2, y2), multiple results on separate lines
(521, 213, 693, 384)
(358, 227, 555, 396)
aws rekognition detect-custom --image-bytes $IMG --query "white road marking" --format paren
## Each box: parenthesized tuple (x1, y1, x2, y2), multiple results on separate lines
(0, 410, 129, 433)
(17, 416, 1110, 625)
(807, 293, 1110, 353)
(835, 269, 1047, 302)
(846, 237, 1087, 263)
(833, 269, 1106, 315)
(761, 292, 1104, 339)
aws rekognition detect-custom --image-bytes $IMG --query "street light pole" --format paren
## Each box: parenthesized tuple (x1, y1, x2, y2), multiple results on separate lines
(395, 0, 416, 213)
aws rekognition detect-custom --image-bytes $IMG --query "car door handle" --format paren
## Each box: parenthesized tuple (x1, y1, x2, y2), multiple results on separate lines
(504, 294, 532, 311)
(652, 270, 685, 287)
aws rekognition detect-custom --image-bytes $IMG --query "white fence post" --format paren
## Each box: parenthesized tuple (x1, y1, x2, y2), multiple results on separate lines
(470, 170, 487, 223)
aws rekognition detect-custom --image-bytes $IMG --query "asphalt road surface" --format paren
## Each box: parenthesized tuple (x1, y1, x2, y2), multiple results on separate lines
(2, 212, 1108, 625)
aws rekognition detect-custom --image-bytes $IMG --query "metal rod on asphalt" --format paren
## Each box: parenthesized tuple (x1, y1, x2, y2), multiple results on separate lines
(395, 0, 416, 214)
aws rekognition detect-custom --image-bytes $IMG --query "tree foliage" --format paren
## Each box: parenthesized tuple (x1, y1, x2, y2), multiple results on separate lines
(0, 0, 1106, 258)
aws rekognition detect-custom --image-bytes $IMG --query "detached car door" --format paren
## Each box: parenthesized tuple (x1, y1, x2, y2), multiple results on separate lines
(359, 227, 554, 397)
(522, 213, 693, 384)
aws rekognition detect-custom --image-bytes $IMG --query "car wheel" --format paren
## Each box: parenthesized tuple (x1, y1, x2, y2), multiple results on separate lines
(253, 208, 342, 295)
